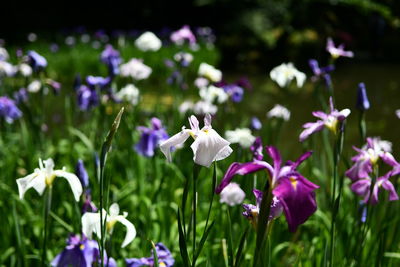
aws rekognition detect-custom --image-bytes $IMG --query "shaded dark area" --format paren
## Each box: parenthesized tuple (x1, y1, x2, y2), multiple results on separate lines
(1, 0, 400, 70)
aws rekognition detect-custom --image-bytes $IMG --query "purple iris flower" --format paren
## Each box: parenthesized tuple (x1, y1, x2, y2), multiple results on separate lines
(76, 160, 89, 188)
(77, 85, 99, 111)
(345, 137, 392, 181)
(51, 234, 116, 267)
(242, 189, 283, 228)
(46, 79, 62, 95)
(250, 117, 262, 130)
(346, 137, 399, 204)
(135, 118, 169, 157)
(350, 171, 398, 204)
(100, 44, 121, 76)
(82, 190, 97, 214)
(299, 97, 350, 142)
(86, 76, 111, 89)
(356, 82, 370, 111)
(216, 143, 318, 232)
(0, 96, 22, 123)
(125, 243, 175, 267)
(13, 88, 28, 104)
(27, 50, 47, 71)
(250, 137, 263, 160)
(223, 84, 244, 102)
(309, 59, 334, 88)
(326, 37, 354, 58)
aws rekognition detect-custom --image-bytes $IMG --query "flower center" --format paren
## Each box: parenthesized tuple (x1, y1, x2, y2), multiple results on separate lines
(45, 174, 56, 186)
(324, 116, 338, 133)
(290, 176, 298, 190)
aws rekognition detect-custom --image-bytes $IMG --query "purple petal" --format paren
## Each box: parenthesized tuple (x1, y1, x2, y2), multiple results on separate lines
(272, 174, 319, 232)
(350, 178, 371, 203)
(299, 121, 325, 142)
(290, 151, 313, 169)
(216, 161, 272, 194)
(345, 159, 372, 181)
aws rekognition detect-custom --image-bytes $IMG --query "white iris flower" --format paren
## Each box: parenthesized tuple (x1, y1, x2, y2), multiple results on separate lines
(81, 203, 136, 248)
(160, 114, 232, 167)
(16, 158, 83, 201)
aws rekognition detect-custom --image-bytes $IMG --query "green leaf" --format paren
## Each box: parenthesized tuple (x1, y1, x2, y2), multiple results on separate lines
(194, 221, 215, 263)
(177, 209, 191, 267)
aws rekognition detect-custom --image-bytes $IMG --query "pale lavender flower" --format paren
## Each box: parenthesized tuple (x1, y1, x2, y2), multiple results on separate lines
(326, 37, 354, 59)
(299, 97, 350, 142)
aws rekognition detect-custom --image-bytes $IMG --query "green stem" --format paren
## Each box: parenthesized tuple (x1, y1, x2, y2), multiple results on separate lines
(192, 164, 200, 265)
(253, 180, 273, 267)
(41, 186, 53, 267)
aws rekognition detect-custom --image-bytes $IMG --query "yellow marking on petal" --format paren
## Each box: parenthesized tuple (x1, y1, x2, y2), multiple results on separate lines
(160, 262, 166, 267)
(324, 117, 338, 134)
(203, 129, 209, 134)
(189, 131, 196, 139)
(80, 244, 85, 250)
(107, 219, 117, 231)
(290, 177, 298, 190)
(45, 174, 56, 186)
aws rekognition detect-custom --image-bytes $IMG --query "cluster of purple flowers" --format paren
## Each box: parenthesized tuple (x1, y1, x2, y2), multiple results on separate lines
(346, 137, 399, 204)
(126, 243, 175, 267)
(51, 235, 116, 267)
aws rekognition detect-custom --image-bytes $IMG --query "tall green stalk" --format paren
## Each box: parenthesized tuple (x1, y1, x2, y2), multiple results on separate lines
(41, 186, 53, 267)
(98, 108, 124, 266)
(328, 121, 345, 267)
(253, 179, 273, 267)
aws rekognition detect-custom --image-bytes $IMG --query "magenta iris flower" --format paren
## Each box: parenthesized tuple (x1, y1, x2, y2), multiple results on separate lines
(216, 143, 318, 232)
(135, 118, 169, 157)
(51, 235, 116, 267)
(125, 243, 175, 267)
(299, 97, 350, 142)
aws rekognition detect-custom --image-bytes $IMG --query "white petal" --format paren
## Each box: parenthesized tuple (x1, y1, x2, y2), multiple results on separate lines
(109, 203, 120, 217)
(295, 71, 306, 87)
(215, 145, 233, 161)
(54, 170, 83, 202)
(160, 130, 190, 162)
(115, 215, 136, 248)
(16, 172, 45, 199)
(188, 115, 199, 132)
(191, 129, 231, 167)
(82, 212, 101, 240)
(340, 108, 351, 118)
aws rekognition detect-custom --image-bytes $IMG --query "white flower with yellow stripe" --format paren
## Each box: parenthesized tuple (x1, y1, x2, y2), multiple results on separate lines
(81, 203, 136, 248)
(160, 114, 232, 167)
(16, 158, 83, 201)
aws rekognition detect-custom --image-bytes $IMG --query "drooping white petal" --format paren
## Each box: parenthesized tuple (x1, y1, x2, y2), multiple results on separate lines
(115, 215, 137, 248)
(109, 203, 120, 217)
(16, 172, 45, 199)
(54, 170, 83, 202)
(294, 71, 306, 88)
(82, 212, 101, 240)
(215, 146, 233, 161)
(190, 129, 231, 167)
(160, 130, 190, 162)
